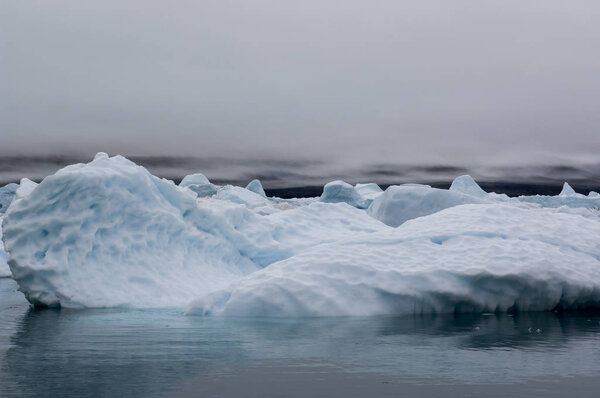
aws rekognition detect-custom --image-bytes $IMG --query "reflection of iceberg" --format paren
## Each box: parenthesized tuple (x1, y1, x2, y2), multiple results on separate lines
(2, 154, 600, 314)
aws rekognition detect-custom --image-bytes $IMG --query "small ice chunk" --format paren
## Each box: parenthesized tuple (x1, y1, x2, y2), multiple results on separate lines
(94, 152, 109, 160)
(246, 179, 267, 197)
(15, 178, 38, 201)
(354, 183, 383, 199)
(320, 180, 375, 209)
(0, 183, 19, 214)
(180, 173, 210, 187)
(180, 173, 217, 198)
(216, 185, 270, 208)
(449, 175, 488, 198)
(559, 182, 576, 196)
(0, 215, 11, 277)
(367, 184, 485, 227)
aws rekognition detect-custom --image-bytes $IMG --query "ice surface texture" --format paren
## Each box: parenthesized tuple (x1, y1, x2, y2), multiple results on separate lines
(191, 204, 600, 316)
(320, 180, 382, 209)
(2, 155, 600, 314)
(1, 155, 380, 307)
(0, 183, 18, 214)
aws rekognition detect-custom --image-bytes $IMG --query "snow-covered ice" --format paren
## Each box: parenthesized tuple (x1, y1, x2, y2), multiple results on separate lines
(1, 155, 381, 307)
(0, 183, 18, 214)
(367, 183, 486, 227)
(320, 180, 382, 209)
(517, 182, 600, 209)
(2, 153, 600, 315)
(215, 185, 271, 208)
(246, 179, 267, 197)
(179, 173, 218, 198)
(190, 204, 600, 316)
(0, 215, 10, 278)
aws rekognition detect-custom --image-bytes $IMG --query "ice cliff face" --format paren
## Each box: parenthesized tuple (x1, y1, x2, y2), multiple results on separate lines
(2, 154, 600, 315)
(0, 216, 10, 277)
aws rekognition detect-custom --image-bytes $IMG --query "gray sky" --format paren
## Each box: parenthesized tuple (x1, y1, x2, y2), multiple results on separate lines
(1, 1, 599, 167)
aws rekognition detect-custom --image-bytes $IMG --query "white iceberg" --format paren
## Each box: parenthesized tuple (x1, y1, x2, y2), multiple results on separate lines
(2, 155, 599, 315)
(215, 185, 271, 208)
(0, 215, 10, 277)
(2, 154, 382, 307)
(179, 173, 218, 198)
(367, 183, 486, 227)
(320, 180, 382, 209)
(0, 183, 18, 214)
(448, 175, 488, 198)
(517, 182, 600, 209)
(190, 204, 600, 316)
(246, 179, 267, 197)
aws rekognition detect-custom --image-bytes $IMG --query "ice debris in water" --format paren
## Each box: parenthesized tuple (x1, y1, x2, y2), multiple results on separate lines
(1, 153, 600, 315)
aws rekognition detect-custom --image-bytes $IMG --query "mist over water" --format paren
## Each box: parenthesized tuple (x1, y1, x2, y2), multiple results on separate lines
(2, 1, 600, 172)
(1, 155, 600, 197)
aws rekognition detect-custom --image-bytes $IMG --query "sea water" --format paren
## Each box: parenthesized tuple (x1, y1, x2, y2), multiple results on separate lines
(1, 278, 599, 397)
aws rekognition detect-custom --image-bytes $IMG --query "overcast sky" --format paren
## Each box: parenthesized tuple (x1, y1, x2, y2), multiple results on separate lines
(1, 1, 599, 167)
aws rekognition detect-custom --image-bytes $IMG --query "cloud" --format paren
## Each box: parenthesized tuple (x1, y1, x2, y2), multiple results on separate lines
(1, 1, 599, 167)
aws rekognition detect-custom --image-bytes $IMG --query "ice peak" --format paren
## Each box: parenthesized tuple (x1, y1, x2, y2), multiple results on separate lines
(180, 173, 210, 187)
(449, 175, 487, 198)
(246, 179, 266, 197)
(94, 152, 109, 161)
(559, 182, 576, 196)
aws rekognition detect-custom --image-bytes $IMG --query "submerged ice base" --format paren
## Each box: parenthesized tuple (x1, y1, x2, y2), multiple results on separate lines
(1, 155, 600, 315)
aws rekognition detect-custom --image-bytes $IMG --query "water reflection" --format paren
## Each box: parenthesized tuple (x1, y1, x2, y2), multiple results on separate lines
(1, 283, 599, 397)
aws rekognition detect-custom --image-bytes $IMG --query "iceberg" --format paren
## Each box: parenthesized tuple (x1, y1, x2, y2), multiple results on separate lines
(2, 155, 599, 315)
(190, 204, 600, 316)
(2, 155, 262, 307)
(0, 215, 10, 277)
(320, 180, 382, 209)
(0, 183, 18, 214)
(517, 182, 600, 209)
(215, 185, 271, 208)
(559, 182, 577, 196)
(14, 178, 38, 201)
(246, 179, 267, 197)
(367, 184, 486, 227)
(2, 154, 382, 307)
(448, 175, 488, 198)
(179, 173, 218, 198)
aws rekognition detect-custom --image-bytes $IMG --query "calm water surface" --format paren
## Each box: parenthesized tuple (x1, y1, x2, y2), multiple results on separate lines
(1, 278, 600, 397)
